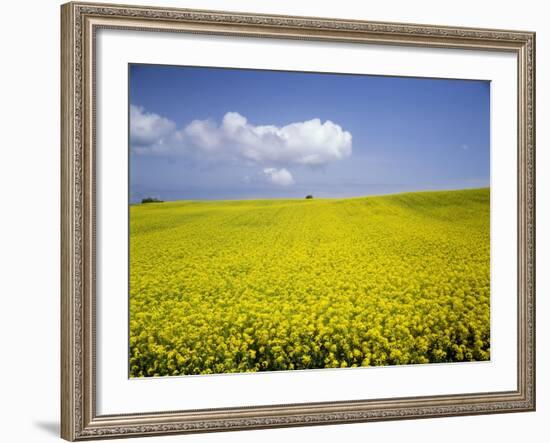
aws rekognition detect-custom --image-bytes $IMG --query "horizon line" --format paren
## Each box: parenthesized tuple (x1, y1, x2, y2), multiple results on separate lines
(131, 186, 490, 204)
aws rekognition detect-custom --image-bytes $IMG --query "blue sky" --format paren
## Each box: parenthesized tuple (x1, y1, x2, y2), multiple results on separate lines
(129, 64, 490, 202)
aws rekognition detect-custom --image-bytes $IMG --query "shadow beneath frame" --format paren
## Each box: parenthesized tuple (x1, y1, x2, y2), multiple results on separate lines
(33, 421, 60, 437)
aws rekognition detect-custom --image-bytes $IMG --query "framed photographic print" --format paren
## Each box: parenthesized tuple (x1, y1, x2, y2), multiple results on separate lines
(61, 1, 536, 440)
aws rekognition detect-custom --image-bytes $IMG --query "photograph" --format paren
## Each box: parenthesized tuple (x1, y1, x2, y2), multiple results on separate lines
(128, 64, 491, 377)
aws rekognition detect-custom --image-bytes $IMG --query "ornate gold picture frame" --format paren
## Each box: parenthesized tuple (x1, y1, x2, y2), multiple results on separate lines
(61, 1, 535, 440)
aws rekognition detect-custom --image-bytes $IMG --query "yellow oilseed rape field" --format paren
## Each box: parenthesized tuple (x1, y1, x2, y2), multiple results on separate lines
(129, 187, 490, 377)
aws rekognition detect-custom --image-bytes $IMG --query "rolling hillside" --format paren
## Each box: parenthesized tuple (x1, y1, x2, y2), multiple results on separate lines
(129, 188, 490, 376)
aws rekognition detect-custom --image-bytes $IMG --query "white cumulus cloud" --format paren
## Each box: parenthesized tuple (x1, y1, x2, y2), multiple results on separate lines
(262, 168, 295, 186)
(130, 107, 352, 167)
(130, 105, 176, 146)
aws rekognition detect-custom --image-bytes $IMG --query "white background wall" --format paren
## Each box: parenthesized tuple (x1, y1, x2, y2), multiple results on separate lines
(0, 0, 547, 442)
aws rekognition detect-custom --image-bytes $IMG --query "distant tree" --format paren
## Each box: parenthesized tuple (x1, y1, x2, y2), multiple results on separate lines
(305, 195, 314, 199)
(141, 197, 163, 204)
